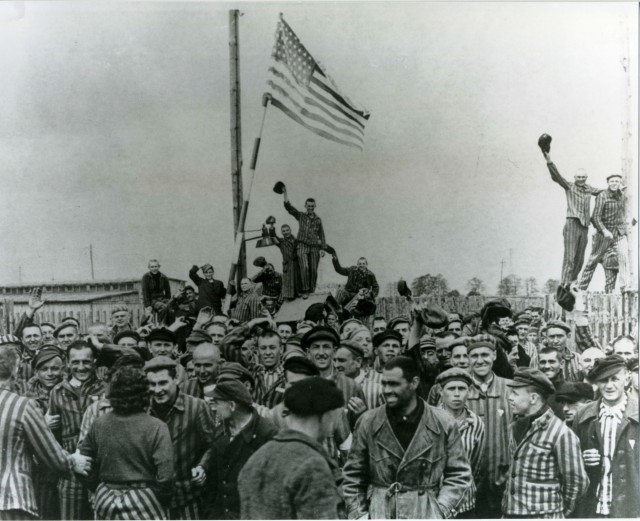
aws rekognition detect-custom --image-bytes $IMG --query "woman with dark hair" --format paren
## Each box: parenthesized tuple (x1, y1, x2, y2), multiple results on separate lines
(80, 366, 174, 520)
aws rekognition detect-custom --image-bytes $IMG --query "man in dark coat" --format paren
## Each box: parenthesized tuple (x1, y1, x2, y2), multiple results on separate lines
(573, 355, 639, 518)
(205, 380, 277, 519)
(238, 377, 344, 519)
(189, 264, 227, 315)
(142, 259, 172, 312)
(330, 253, 379, 307)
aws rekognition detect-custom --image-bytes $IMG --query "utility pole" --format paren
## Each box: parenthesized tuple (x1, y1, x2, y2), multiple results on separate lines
(89, 244, 95, 281)
(229, 9, 247, 284)
(500, 259, 506, 284)
(509, 248, 514, 275)
(18, 266, 22, 284)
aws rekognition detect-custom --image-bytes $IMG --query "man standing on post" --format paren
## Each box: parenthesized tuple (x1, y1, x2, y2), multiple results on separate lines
(282, 186, 326, 299)
(343, 356, 472, 519)
(503, 368, 589, 518)
(189, 263, 226, 314)
(145, 356, 215, 520)
(572, 355, 639, 518)
(579, 174, 631, 292)
(543, 148, 600, 287)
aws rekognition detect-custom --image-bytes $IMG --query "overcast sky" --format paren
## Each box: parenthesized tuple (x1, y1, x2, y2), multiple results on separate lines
(0, 1, 637, 294)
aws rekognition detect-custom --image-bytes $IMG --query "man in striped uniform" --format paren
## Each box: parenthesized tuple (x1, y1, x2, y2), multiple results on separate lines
(47, 340, 105, 520)
(465, 335, 513, 519)
(579, 174, 631, 292)
(282, 187, 326, 298)
(436, 368, 485, 518)
(145, 356, 215, 520)
(503, 368, 588, 518)
(229, 278, 264, 323)
(541, 321, 582, 382)
(253, 330, 284, 405)
(275, 223, 300, 300)
(544, 151, 601, 286)
(333, 340, 384, 410)
(0, 345, 92, 521)
(182, 343, 221, 400)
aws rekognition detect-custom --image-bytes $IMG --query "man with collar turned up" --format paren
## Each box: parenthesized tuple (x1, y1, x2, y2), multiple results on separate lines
(503, 368, 588, 518)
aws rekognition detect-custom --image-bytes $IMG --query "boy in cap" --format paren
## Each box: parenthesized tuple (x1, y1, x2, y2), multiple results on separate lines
(388, 315, 411, 349)
(54, 322, 80, 353)
(189, 263, 226, 314)
(145, 356, 215, 519)
(503, 368, 588, 518)
(572, 355, 639, 518)
(239, 377, 343, 518)
(368, 329, 403, 385)
(552, 382, 594, 426)
(147, 328, 189, 386)
(205, 379, 277, 519)
(436, 368, 485, 518)
(334, 339, 384, 410)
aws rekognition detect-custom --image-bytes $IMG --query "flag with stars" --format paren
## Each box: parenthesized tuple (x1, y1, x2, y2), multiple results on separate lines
(266, 15, 370, 151)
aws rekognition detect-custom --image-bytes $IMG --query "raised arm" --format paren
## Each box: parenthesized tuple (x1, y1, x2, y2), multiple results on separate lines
(545, 153, 571, 190)
(283, 187, 301, 220)
(331, 255, 350, 277)
(189, 265, 203, 286)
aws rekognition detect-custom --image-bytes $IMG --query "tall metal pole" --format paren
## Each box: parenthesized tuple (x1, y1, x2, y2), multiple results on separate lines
(229, 9, 246, 284)
(89, 244, 95, 281)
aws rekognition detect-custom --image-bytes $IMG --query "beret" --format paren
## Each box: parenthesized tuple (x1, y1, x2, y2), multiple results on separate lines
(143, 355, 177, 373)
(538, 133, 552, 154)
(339, 340, 365, 359)
(436, 367, 473, 388)
(60, 317, 81, 326)
(387, 315, 411, 331)
(53, 323, 78, 337)
(146, 328, 177, 344)
(113, 330, 141, 345)
(41, 322, 55, 329)
(482, 304, 512, 325)
(544, 320, 571, 334)
(284, 376, 344, 416)
(32, 345, 64, 369)
(373, 330, 402, 348)
(554, 382, 594, 403)
(419, 335, 436, 350)
(302, 326, 339, 349)
(419, 304, 449, 329)
(0, 334, 21, 346)
(186, 329, 212, 344)
(606, 174, 622, 181)
(212, 379, 253, 408)
(304, 303, 327, 324)
(555, 284, 575, 312)
(217, 362, 255, 386)
(111, 305, 130, 315)
(627, 356, 639, 372)
(201, 264, 214, 272)
(283, 356, 320, 376)
(467, 334, 496, 353)
(253, 256, 267, 268)
(507, 368, 555, 396)
(588, 354, 627, 382)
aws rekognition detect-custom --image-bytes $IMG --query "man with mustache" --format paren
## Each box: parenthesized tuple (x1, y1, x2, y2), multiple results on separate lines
(145, 356, 215, 520)
(343, 356, 472, 519)
(47, 340, 105, 520)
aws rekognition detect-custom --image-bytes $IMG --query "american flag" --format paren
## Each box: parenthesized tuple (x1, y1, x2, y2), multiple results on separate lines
(266, 16, 370, 151)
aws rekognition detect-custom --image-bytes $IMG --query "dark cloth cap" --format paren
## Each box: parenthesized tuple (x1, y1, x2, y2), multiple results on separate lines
(286, 334, 303, 347)
(217, 362, 255, 386)
(253, 256, 267, 268)
(33, 345, 64, 369)
(482, 303, 512, 326)
(373, 329, 403, 348)
(467, 334, 497, 353)
(554, 382, 594, 403)
(419, 335, 436, 350)
(387, 315, 411, 331)
(113, 330, 141, 345)
(514, 318, 531, 327)
(41, 322, 56, 329)
(201, 263, 214, 272)
(508, 368, 555, 396)
(284, 376, 344, 416)
(273, 181, 286, 194)
(146, 328, 177, 344)
(283, 356, 320, 376)
(555, 284, 575, 312)
(339, 340, 365, 359)
(396, 280, 412, 298)
(143, 355, 177, 373)
(186, 329, 212, 344)
(627, 356, 639, 372)
(419, 304, 449, 329)
(304, 303, 327, 324)
(53, 323, 78, 338)
(435, 367, 473, 388)
(545, 320, 571, 334)
(212, 379, 253, 408)
(179, 352, 193, 367)
(302, 326, 339, 349)
(588, 354, 627, 382)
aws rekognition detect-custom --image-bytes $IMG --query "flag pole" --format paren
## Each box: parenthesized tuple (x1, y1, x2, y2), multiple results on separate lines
(224, 94, 272, 312)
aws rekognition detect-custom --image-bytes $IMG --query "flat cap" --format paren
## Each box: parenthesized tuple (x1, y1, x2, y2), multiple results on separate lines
(201, 263, 214, 272)
(339, 340, 365, 359)
(0, 334, 21, 346)
(113, 330, 141, 345)
(302, 326, 339, 349)
(555, 285, 575, 312)
(554, 382, 594, 403)
(304, 303, 327, 324)
(53, 323, 78, 338)
(217, 362, 255, 386)
(508, 368, 555, 396)
(387, 315, 411, 330)
(111, 305, 130, 315)
(419, 304, 449, 329)
(482, 303, 512, 325)
(435, 367, 473, 388)
(186, 329, 212, 344)
(143, 355, 177, 373)
(253, 256, 267, 268)
(514, 318, 531, 327)
(396, 280, 412, 298)
(419, 335, 436, 350)
(32, 345, 64, 369)
(284, 376, 344, 416)
(588, 354, 627, 382)
(286, 334, 303, 347)
(60, 317, 81, 327)
(212, 379, 253, 408)
(606, 174, 622, 181)
(544, 320, 571, 334)
(283, 356, 320, 376)
(146, 328, 177, 344)
(467, 334, 497, 353)
(373, 329, 402, 348)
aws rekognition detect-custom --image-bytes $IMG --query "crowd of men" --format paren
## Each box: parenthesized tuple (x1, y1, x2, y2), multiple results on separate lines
(1, 266, 638, 520)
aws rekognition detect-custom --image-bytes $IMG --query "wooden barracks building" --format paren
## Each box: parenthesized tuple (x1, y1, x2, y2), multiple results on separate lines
(0, 277, 186, 333)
